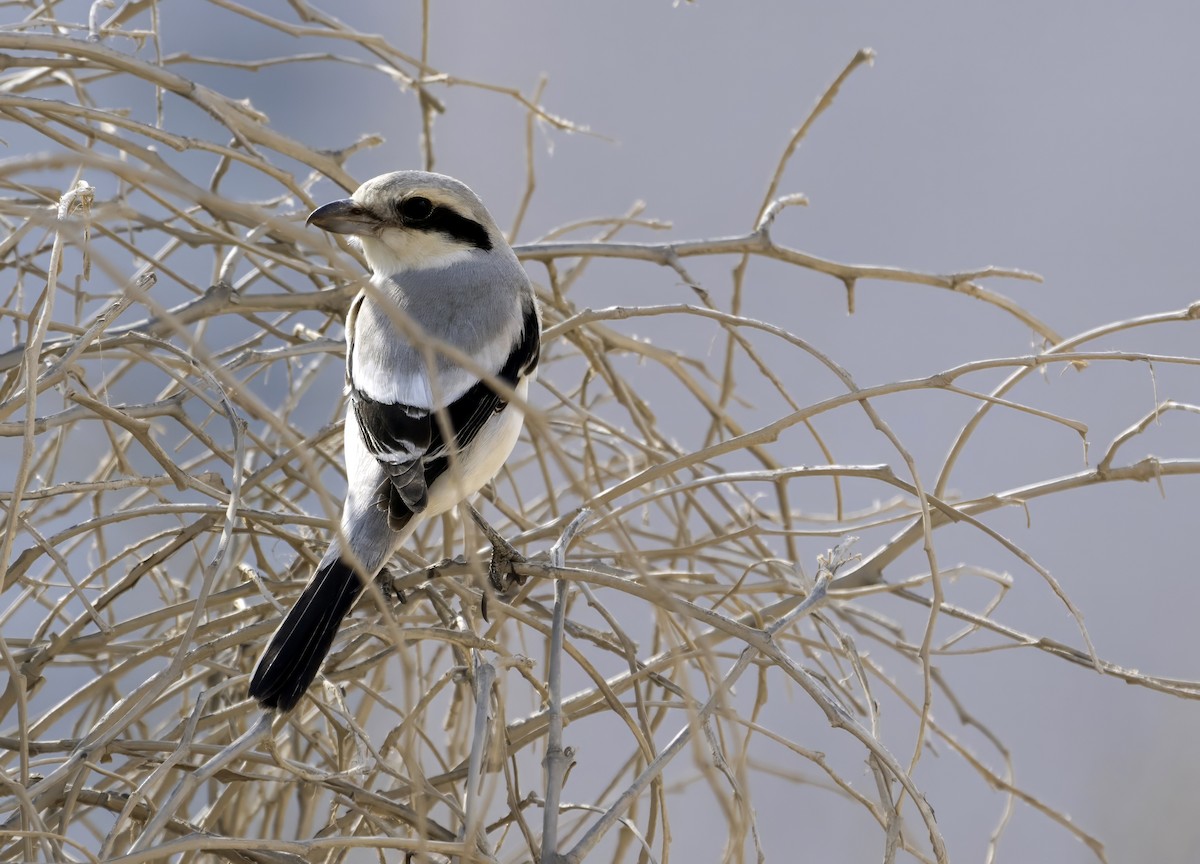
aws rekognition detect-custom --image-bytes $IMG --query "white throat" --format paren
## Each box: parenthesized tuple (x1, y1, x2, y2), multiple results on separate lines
(359, 230, 478, 278)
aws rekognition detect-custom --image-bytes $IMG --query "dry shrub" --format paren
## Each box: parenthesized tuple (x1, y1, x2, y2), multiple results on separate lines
(1, 5, 1197, 863)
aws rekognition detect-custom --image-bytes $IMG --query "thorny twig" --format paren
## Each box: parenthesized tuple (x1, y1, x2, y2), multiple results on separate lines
(0, 9, 1193, 864)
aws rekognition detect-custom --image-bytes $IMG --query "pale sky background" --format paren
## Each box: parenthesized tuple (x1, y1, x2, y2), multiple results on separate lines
(5, 2, 1200, 861)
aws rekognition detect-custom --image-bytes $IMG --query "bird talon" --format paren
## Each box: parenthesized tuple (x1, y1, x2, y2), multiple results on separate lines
(487, 545, 527, 596)
(376, 569, 407, 605)
(480, 550, 526, 622)
(376, 567, 395, 599)
(467, 502, 526, 598)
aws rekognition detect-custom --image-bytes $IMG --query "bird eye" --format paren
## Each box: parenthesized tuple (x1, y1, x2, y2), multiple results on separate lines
(398, 196, 434, 223)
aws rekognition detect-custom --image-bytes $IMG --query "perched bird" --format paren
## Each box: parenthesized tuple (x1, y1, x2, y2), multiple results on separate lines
(249, 171, 540, 712)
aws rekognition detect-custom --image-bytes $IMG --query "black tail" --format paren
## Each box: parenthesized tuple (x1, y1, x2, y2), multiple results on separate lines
(249, 557, 364, 712)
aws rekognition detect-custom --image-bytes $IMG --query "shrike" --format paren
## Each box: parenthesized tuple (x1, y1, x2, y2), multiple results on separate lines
(249, 171, 540, 712)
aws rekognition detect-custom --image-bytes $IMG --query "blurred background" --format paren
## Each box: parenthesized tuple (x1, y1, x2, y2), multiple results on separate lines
(1, 2, 1198, 861)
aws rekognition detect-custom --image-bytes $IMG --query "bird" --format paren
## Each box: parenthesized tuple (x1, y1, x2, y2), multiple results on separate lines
(248, 171, 540, 712)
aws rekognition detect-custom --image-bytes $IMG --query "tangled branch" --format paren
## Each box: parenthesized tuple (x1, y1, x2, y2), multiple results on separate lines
(0, 5, 1195, 864)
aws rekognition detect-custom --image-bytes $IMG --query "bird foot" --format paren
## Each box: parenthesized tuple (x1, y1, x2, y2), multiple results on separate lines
(375, 567, 406, 605)
(467, 504, 526, 619)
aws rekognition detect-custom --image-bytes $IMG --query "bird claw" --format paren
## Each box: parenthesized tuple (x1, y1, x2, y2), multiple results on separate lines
(486, 541, 527, 596)
(467, 504, 526, 620)
(375, 567, 406, 604)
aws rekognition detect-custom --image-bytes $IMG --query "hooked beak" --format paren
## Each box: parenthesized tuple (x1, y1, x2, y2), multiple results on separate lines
(306, 199, 381, 236)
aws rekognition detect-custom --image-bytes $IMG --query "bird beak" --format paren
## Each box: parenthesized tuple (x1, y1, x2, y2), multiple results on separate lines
(306, 199, 381, 236)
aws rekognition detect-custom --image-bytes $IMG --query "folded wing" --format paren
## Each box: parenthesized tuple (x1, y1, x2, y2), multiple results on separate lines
(348, 296, 541, 529)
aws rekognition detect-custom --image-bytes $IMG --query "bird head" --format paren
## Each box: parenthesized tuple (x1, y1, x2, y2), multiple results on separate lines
(307, 171, 501, 277)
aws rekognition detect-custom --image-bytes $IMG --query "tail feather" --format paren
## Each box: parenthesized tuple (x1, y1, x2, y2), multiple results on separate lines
(249, 557, 364, 712)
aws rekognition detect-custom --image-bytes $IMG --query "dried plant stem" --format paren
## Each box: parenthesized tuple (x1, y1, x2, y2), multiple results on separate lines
(0, 13, 1191, 864)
